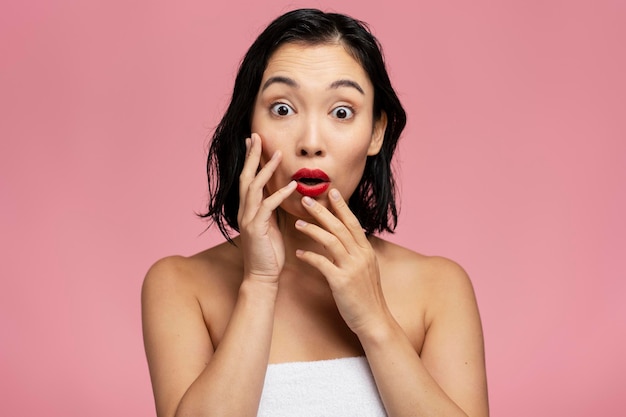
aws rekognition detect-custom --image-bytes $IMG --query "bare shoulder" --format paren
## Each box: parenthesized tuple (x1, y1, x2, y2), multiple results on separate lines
(372, 239, 488, 415)
(372, 236, 472, 286)
(142, 255, 198, 292)
(142, 239, 244, 301)
(371, 237, 478, 325)
(141, 241, 243, 416)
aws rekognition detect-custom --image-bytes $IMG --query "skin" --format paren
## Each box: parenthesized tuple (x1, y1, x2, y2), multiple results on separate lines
(142, 43, 489, 417)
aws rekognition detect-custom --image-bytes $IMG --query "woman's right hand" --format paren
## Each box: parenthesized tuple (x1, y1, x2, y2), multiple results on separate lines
(237, 133, 297, 284)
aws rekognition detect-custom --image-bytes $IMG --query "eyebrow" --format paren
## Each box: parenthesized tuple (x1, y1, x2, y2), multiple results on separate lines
(329, 79, 364, 95)
(261, 76, 365, 95)
(261, 76, 299, 91)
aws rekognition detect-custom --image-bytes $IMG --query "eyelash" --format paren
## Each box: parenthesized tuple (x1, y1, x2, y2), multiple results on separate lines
(330, 105, 355, 120)
(270, 102, 295, 117)
(269, 102, 356, 120)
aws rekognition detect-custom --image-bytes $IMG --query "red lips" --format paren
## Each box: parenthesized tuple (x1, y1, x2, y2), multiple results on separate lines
(292, 168, 330, 197)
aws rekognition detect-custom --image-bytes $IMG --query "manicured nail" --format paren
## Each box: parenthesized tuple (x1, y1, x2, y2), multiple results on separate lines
(295, 219, 307, 227)
(330, 189, 340, 201)
(302, 196, 314, 206)
(245, 138, 251, 151)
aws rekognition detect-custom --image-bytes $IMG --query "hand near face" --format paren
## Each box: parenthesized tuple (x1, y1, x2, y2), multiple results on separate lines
(295, 189, 390, 335)
(238, 133, 297, 284)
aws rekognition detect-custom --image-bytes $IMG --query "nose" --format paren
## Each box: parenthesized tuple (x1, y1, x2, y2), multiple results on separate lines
(297, 118, 325, 157)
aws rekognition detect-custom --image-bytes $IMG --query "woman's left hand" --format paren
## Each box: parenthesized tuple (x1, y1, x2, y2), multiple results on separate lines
(295, 188, 392, 337)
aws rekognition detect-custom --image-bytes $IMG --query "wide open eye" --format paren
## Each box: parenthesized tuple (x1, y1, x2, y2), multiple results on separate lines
(330, 106, 354, 120)
(270, 103, 295, 116)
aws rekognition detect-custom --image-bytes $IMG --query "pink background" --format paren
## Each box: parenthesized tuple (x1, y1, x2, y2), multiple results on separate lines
(1, 0, 624, 415)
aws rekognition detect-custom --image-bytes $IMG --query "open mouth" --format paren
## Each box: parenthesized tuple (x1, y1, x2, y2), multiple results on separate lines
(298, 178, 324, 186)
(292, 169, 330, 197)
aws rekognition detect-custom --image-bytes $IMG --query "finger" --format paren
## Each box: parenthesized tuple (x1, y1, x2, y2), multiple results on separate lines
(295, 248, 338, 278)
(243, 151, 282, 221)
(238, 134, 262, 216)
(327, 189, 370, 248)
(239, 133, 262, 189)
(255, 180, 297, 223)
(249, 148, 282, 191)
(295, 219, 349, 261)
(300, 195, 356, 252)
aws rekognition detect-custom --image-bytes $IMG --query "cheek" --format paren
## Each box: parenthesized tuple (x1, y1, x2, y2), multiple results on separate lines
(341, 138, 371, 167)
(336, 152, 369, 193)
(251, 120, 279, 165)
(258, 139, 278, 167)
(251, 105, 271, 160)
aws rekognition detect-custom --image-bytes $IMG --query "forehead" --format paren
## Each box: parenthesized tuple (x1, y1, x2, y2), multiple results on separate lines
(262, 42, 372, 91)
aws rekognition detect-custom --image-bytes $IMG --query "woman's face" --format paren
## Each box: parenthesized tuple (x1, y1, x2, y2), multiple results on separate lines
(251, 42, 386, 218)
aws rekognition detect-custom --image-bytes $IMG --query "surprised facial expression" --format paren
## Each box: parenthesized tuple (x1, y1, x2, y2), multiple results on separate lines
(251, 42, 387, 218)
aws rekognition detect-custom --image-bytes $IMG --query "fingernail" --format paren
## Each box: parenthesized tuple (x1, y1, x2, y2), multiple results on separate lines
(330, 189, 340, 201)
(302, 196, 314, 206)
(245, 138, 251, 151)
(295, 219, 307, 227)
(250, 134, 256, 146)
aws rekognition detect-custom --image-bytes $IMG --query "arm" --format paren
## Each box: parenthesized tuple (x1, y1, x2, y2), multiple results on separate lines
(295, 190, 488, 417)
(142, 260, 278, 417)
(359, 259, 489, 417)
(142, 134, 297, 417)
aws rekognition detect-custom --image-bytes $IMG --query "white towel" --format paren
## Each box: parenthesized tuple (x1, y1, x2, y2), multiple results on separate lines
(257, 356, 387, 417)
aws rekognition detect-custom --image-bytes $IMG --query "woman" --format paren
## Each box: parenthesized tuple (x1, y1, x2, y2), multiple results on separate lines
(142, 8, 488, 417)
